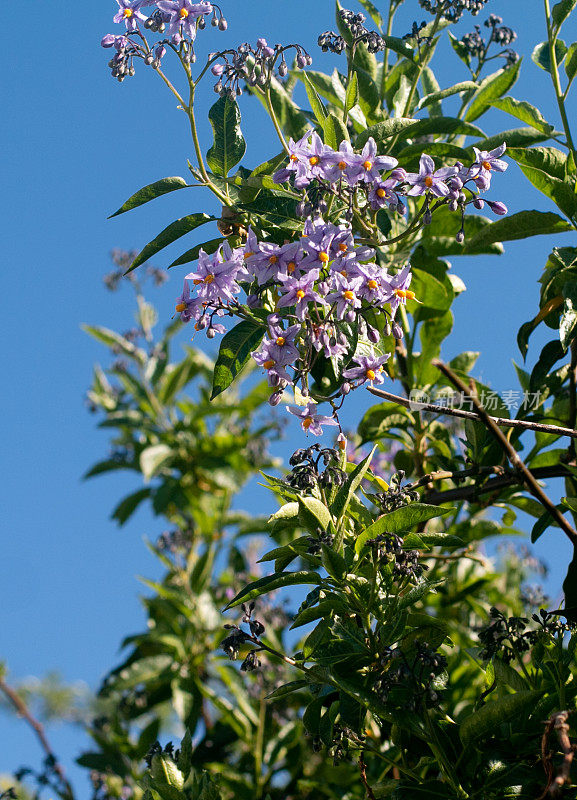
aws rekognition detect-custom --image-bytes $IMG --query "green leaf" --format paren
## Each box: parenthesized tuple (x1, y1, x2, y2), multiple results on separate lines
(465, 210, 573, 250)
(206, 95, 246, 177)
(355, 505, 454, 553)
(561, 281, 577, 348)
(344, 72, 359, 119)
(460, 691, 544, 747)
(464, 61, 522, 122)
(298, 496, 333, 532)
(491, 97, 554, 135)
(323, 113, 350, 149)
(532, 40, 568, 73)
(111, 488, 151, 525)
(565, 42, 577, 81)
(128, 213, 213, 273)
(224, 571, 323, 609)
(168, 238, 222, 268)
(303, 71, 328, 124)
(552, 0, 577, 29)
(321, 544, 346, 580)
(140, 444, 173, 481)
(421, 67, 442, 117)
(109, 177, 189, 218)
(508, 147, 577, 220)
(332, 445, 377, 519)
(265, 680, 309, 700)
(211, 320, 264, 400)
(83, 325, 145, 361)
(417, 81, 478, 111)
(381, 35, 415, 61)
(355, 118, 415, 147)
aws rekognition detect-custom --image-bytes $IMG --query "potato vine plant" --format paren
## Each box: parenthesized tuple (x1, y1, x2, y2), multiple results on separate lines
(6, 0, 577, 797)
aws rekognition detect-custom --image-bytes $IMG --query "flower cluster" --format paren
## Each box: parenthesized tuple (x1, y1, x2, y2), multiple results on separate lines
(318, 8, 389, 56)
(460, 14, 519, 66)
(419, 0, 489, 24)
(210, 39, 312, 98)
(102, 0, 226, 79)
(175, 135, 508, 435)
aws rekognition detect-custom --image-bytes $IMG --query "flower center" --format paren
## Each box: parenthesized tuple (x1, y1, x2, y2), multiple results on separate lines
(269, 255, 278, 264)
(366, 369, 376, 381)
(338, 161, 347, 170)
(482, 160, 492, 171)
(296, 289, 305, 300)
(318, 251, 329, 263)
(309, 156, 319, 166)
(290, 154, 299, 162)
(193, 279, 203, 285)
(303, 416, 313, 429)
(175, 303, 187, 313)
(123, 8, 133, 17)
(244, 251, 254, 259)
(338, 243, 347, 252)
(376, 188, 386, 198)
(368, 279, 378, 290)
(263, 359, 276, 369)
(287, 261, 296, 273)
(204, 274, 214, 284)
(340, 270, 347, 277)
(276, 336, 285, 346)
(344, 290, 354, 301)
(363, 160, 373, 171)
(179, 7, 189, 18)
(395, 288, 415, 300)
(424, 175, 434, 188)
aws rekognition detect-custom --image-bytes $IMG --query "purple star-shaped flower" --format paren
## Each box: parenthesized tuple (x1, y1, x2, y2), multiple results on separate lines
(277, 270, 327, 320)
(405, 154, 458, 197)
(287, 403, 339, 436)
(174, 280, 202, 323)
(185, 248, 240, 303)
(470, 143, 508, 189)
(113, 0, 149, 31)
(156, 0, 212, 38)
(343, 352, 390, 385)
(382, 263, 415, 316)
(326, 274, 363, 320)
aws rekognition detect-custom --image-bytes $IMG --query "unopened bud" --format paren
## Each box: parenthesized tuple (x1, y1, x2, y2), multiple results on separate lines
(423, 209, 432, 225)
(392, 321, 403, 339)
(390, 167, 407, 181)
(473, 197, 484, 209)
(101, 34, 116, 47)
(384, 322, 391, 337)
(341, 382, 351, 395)
(487, 200, 508, 215)
(449, 199, 458, 212)
(269, 390, 283, 406)
(218, 17, 228, 30)
(337, 433, 347, 451)
(367, 325, 380, 344)
(296, 54, 307, 68)
(278, 60, 288, 77)
(207, 327, 216, 339)
(455, 230, 465, 244)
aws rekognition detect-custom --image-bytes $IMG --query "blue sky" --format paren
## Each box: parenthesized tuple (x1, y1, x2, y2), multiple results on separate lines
(1, 0, 576, 794)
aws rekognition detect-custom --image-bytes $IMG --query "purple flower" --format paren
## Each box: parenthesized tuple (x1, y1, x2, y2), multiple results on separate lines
(405, 154, 458, 197)
(368, 178, 401, 210)
(326, 274, 363, 320)
(349, 138, 398, 185)
(185, 247, 240, 303)
(471, 143, 508, 189)
(113, 0, 149, 31)
(174, 280, 201, 323)
(343, 352, 390, 385)
(382, 263, 415, 316)
(486, 199, 508, 215)
(287, 403, 339, 436)
(273, 132, 332, 188)
(309, 321, 348, 359)
(156, 0, 212, 38)
(277, 270, 327, 320)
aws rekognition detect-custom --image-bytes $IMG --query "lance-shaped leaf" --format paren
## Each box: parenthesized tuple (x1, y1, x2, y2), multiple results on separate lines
(303, 71, 328, 125)
(206, 95, 247, 177)
(464, 61, 522, 122)
(561, 281, 577, 349)
(491, 97, 554, 135)
(416, 81, 478, 111)
(532, 40, 568, 73)
(508, 147, 577, 220)
(460, 690, 544, 747)
(168, 237, 223, 268)
(109, 177, 189, 218)
(465, 210, 573, 250)
(355, 504, 454, 553)
(552, 0, 577, 29)
(332, 446, 377, 520)
(128, 213, 213, 272)
(356, 116, 485, 148)
(224, 571, 323, 610)
(211, 320, 265, 400)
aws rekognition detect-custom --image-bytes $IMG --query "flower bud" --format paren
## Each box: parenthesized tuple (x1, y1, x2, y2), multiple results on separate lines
(172, 32, 182, 45)
(390, 167, 406, 181)
(278, 60, 288, 77)
(455, 230, 465, 244)
(269, 390, 283, 406)
(246, 294, 260, 308)
(212, 63, 225, 76)
(384, 322, 391, 337)
(207, 327, 216, 339)
(475, 174, 490, 191)
(218, 17, 228, 30)
(487, 200, 508, 216)
(101, 34, 116, 48)
(449, 199, 458, 212)
(458, 192, 466, 203)
(392, 321, 403, 339)
(296, 54, 307, 68)
(473, 197, 484, 209)
(346, 310, 355, 323)
(423, 209, 432, 225)
(341, 382, 351, 395)
(367, 325, 380, 344)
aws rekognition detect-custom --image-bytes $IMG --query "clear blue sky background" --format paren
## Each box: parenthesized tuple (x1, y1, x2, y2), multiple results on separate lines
(1, 0, 576, 794)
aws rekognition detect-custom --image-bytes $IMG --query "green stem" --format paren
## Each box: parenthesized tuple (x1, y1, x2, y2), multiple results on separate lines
(544, 0, 577, 158)
(186, 81, 230, 205)
(381, 0, 397, 101)
(264, 84, 290, 154)
(402, 9, 443, 119)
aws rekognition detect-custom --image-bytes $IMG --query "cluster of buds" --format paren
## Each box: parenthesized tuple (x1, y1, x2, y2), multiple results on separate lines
(460, 14, 519, 66)
(368, 533, 427, 580)
(210, 39, 312, 98)
(286, 444, 346, 491)
(318, 8, 387, 56)
(419, 0, 489, 23)
(375, 642, 447, 711)
(373, 470, 420, 512)
(477, 607, 538, 663)
(221, 603, 266, 670)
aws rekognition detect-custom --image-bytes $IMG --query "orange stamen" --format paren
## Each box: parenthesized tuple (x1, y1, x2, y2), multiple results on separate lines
(338, 243, 347, 252)
(276, 336, 285, 346)
(204, 274, 214, 284)
(376, 188, 386, 198)
(179, 7, 189, 18)
(424, 175, 434, 188)
(175, 303, 186, 313)
(303, 417, 313, 429)
(363, 160, 373, 170)
(296, 289, 306, 300)
(482, 160, 492, 171)
(287, 261, 296, 274)
(366, 369, 376, 381)
(368, 280, 378, 290)
(263, 359, 276, 370)
(344, 290, 354, 301)
(318, 251, 329, 263)
(269, 255, 278, 264)
(309, 156, 319, 166)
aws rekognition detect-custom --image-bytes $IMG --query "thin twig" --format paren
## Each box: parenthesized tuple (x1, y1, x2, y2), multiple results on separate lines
(0, 677, 74, 799)
(432, 359, 577, 544)
(359, 753, 378, 800)
(367, 386, 577, 440)
(539, 711, 576, 798)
